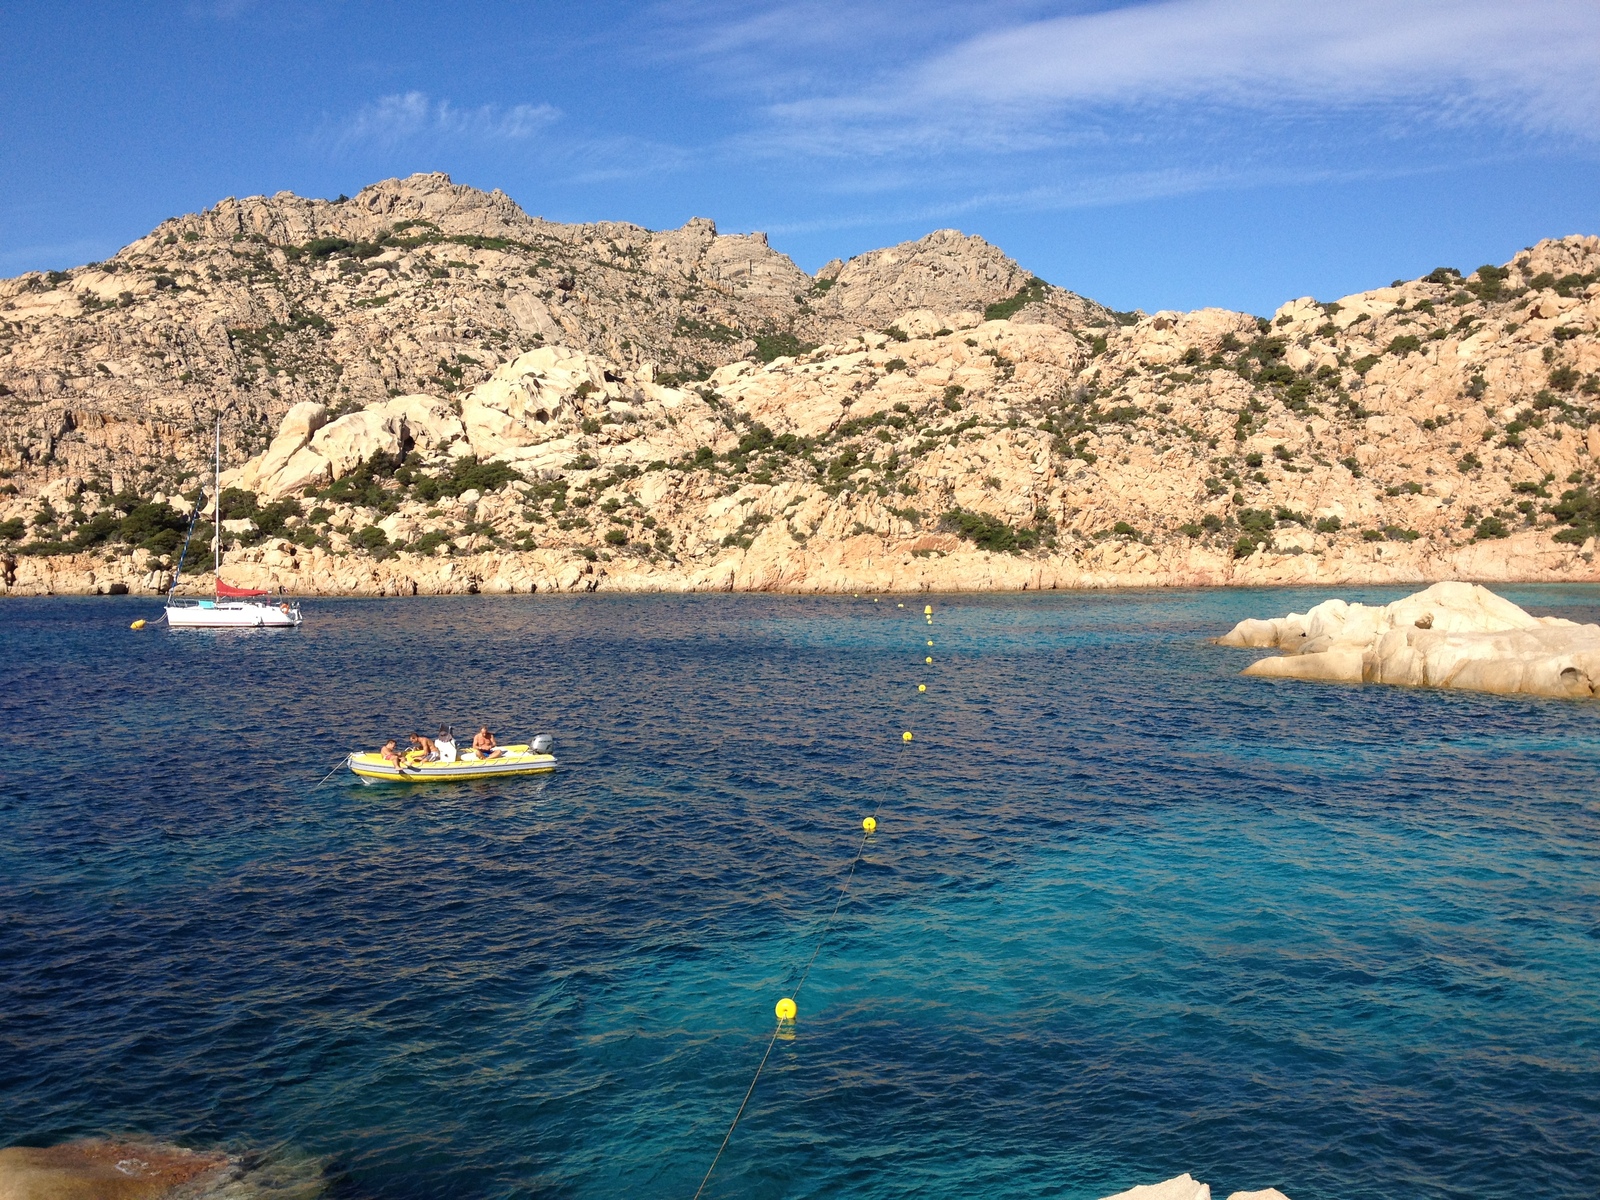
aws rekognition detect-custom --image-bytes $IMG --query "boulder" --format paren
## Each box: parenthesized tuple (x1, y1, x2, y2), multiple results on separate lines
(309, 409, 406, 480)
(1226, 1191, 1293, 1200)
(0, 1139, 228, 1200)
(224, 400, 327, 496)
(461, 346, 609, 459)
(1100, 1174, 1211, 1200)
(1218, 581, 1600, 698)
(371, 394, 464, 448)
(265, 445, 333, 498)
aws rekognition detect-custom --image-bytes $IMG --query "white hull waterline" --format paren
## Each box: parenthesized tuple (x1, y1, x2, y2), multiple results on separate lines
(165, 598, 302, 627)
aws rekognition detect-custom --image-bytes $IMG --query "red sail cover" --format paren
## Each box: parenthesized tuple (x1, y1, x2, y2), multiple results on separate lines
(216, 579, 271, 598)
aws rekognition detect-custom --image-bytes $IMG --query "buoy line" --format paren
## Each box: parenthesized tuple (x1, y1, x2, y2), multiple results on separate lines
(691, 598, 937, 1198)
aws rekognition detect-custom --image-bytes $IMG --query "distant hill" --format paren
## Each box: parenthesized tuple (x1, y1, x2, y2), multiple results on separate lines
(1, 175, 1596, 595)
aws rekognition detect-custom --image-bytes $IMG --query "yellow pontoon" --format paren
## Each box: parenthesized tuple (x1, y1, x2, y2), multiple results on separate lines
(347, 742, 557, 783)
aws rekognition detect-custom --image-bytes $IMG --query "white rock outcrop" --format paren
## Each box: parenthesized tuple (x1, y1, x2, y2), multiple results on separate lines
(1219, 581, 1600, 698)
(1097, 1175, 1291, 1200)
(1100, 1174, 1211, 1200)
(461, 346, 611, 460)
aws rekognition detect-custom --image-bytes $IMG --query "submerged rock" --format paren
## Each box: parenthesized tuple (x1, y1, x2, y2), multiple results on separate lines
(0, 1140, 228, 1199)
(1218, 580, 1600, 698)
(0, 1139, 324, 1200)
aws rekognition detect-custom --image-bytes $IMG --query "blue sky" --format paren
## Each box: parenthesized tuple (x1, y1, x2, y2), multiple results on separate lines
(1, 0, 1596, 315)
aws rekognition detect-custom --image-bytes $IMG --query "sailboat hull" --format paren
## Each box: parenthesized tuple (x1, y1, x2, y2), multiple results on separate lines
(166, 599, 302, 628)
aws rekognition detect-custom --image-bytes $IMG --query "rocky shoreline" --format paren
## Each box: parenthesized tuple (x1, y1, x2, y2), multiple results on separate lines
(3, 528, 1597, 598)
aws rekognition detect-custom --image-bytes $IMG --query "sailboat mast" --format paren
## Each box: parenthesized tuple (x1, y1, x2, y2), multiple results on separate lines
(213, 415, 221, 578)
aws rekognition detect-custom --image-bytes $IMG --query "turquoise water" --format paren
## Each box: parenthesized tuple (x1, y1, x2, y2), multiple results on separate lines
(2, 587, 1598, 1199)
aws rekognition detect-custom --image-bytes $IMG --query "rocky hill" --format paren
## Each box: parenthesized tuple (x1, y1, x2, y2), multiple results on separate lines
(1, 174, 1597, 597)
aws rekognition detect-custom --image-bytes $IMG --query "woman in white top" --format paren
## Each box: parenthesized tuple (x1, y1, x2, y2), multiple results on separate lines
(434, 725, 458, 763)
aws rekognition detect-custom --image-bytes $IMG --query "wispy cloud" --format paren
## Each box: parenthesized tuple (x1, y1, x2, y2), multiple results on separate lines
(328, 91, 560, 154)
(768, 0, 1600, 154)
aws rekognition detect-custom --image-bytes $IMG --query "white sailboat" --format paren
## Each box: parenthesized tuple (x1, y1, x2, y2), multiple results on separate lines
(165, 415, 302, 629)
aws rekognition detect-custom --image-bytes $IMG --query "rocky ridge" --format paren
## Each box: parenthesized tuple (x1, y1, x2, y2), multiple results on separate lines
(2, 177, 1598, 597)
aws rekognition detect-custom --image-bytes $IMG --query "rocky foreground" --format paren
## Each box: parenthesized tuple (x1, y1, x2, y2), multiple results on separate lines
(1220, 580, 1600, 698)
(2, 175, 1599, 596)
(0, 1139, 323, 1199)
(0, 1142, 1264, 1200)
(1102, 1174, 1287, 1200)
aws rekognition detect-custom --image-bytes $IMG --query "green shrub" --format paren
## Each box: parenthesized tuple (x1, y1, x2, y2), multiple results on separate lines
(1178, 522, 1203, 538)
(1112, 521, 1138, 537)
(1232, 536, 1258, 559)
(983, 276, 1050, 322)
(1474, 516, 1510, 540)
(1362, 529, 1385, 542)
(1549, 365, 1580, 391)
(353, 526, 389, 553)
(1386, 334, 1422, 356)
(1384, 526, 1420, 541)
(884, 326, 909, 343)
(1458, 453, 1481, 472)
(885, 358, 907, 373)
(755, 331, 817, 361)
(1424, 267, 1461, 284)
(1351, 355, 1380, 375)
(938, 507, 1040, 554)
(1466, 264, 1510, 301)
(604, 528, 628, 545)
(119, 500, 189, 553)
(1549, 487, 1600, 544)
(1244, 452, 1263, 468)
(1201, 513, 1223, 533)
(410, 530, 452, 556)
(1237, 508, 1274, 536)
(942, 384, 964, 411)
(0, 517, 23, 541)
(1315, 516, 1342, 533)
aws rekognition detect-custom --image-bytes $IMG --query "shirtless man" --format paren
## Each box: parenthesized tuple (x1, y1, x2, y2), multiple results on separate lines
(472, 727, 502, 760)
(407, 732, 436, 762)
(380, 739, 404, 767)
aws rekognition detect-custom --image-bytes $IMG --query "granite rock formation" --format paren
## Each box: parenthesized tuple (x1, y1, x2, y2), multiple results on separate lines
(2, 176, 1598, 597)
(1220, 580, 1600, 697)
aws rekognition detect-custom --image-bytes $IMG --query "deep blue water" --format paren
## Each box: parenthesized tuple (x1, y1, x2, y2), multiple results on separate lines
(2, 587, 1599, 1200)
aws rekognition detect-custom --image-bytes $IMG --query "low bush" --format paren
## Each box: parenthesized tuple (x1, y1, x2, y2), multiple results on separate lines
(938, 507, 1042, 554)
(983, 276, 1050, 322)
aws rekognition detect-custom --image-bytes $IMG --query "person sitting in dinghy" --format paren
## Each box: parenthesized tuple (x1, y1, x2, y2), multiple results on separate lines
(406, 732, 436, 763)
(435, 726, 458, 764)
(380, 739, 404, 768)
(472, 727, 503, 760)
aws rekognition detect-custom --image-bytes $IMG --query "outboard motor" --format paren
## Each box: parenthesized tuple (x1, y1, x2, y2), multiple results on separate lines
(531, 734, 553, 754)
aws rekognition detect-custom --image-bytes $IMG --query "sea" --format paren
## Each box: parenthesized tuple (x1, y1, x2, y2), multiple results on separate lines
(2, 587, 1598, 1200)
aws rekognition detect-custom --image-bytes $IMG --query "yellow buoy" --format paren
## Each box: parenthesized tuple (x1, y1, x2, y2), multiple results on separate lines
(873, 598, 879, 603)
(924, 605, 933, 614)
(902, 731, 913, 742)
(775, 997, 797, 1022)
(918, 684, 926, 692)
(927, 639, 933, 646)
(925, 656, 933, 664)
(129, 619, 146, 630)
(897, 603, 904, 608)
(863, 816, 877, 833)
